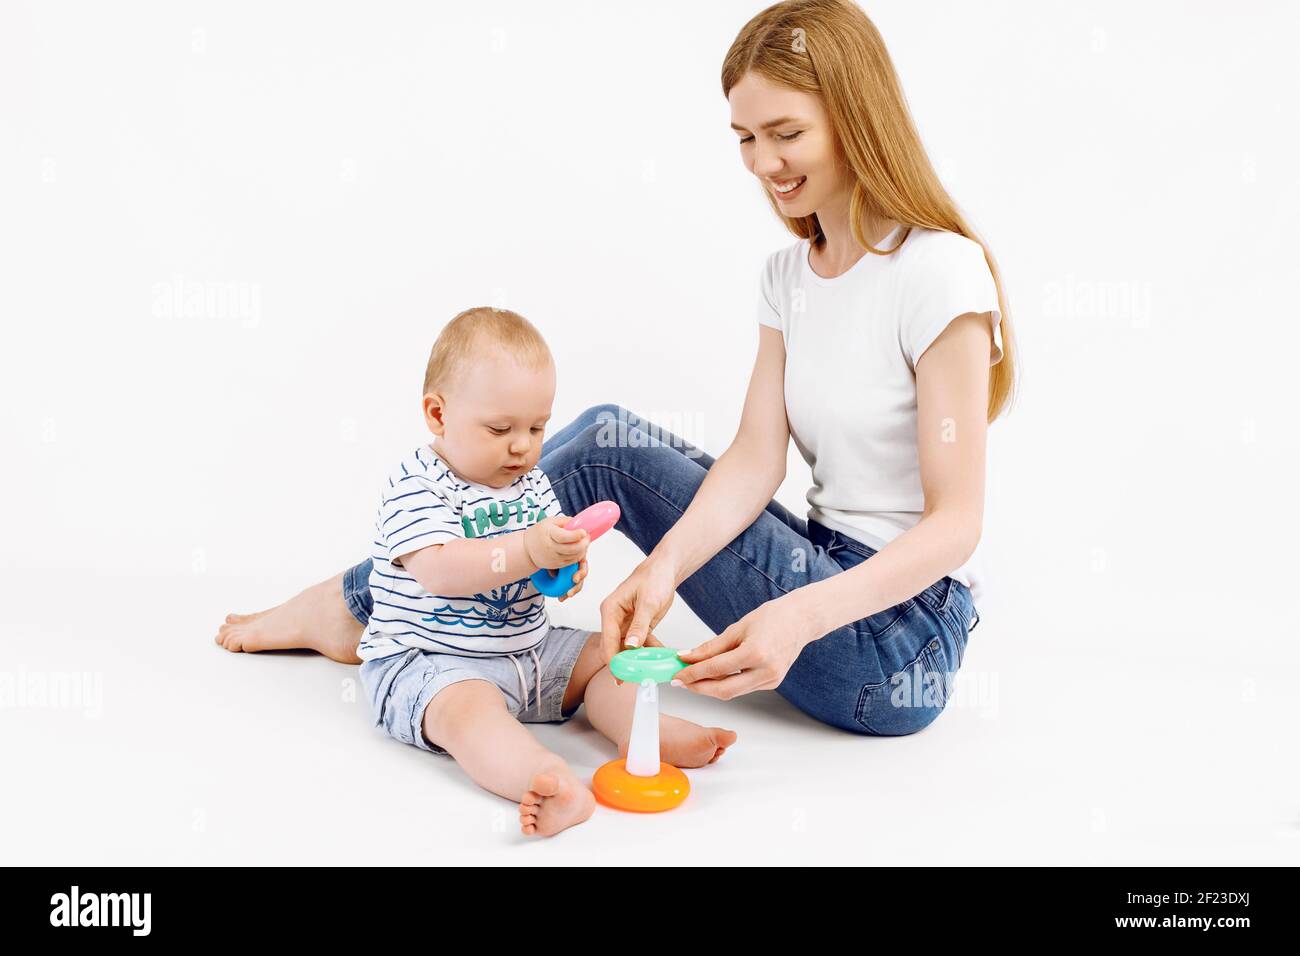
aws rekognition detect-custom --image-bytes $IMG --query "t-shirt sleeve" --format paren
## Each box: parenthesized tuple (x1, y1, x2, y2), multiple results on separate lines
(376, 476, 462, 565)
(756, 253, 782, 330)
(901, 236, 1003, 370)
(531, 469, 562, 520)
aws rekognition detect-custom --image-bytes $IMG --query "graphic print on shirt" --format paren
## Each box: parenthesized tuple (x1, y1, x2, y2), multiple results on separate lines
(421, 579, 540, 628)
(459, 494, 550, 538)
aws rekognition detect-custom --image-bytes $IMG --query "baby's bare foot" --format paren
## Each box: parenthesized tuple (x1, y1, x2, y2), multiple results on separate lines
(215, 572, 362, 664)
(652, 719, 737, 769)
(518, 770, 595, 837)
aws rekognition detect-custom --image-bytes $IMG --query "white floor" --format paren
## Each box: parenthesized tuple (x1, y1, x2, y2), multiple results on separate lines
(6, 564, 1299, 867)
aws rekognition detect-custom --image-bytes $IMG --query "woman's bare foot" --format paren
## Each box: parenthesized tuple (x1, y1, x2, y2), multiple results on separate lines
(518, 770, 595, 837)
(215, 571, 363, 664)
(644, 718, 737, 769)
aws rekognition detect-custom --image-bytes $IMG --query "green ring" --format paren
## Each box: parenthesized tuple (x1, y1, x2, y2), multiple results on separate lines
(610, 646, 685, 684)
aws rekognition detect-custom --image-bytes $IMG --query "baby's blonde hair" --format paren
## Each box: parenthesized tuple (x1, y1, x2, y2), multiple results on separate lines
(422, 306, 552, 396)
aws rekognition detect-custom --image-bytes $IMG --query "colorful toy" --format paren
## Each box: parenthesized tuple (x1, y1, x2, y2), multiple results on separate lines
(592, 647, 690, 812)
(529, 500, 620, 597)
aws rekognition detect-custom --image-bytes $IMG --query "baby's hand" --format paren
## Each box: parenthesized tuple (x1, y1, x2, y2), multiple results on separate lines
(524, 516, 589, 571)
(558, 558, 588, 603)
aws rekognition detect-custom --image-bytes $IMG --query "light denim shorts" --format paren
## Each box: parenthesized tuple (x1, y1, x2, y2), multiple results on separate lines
(358, 625, 594, 755)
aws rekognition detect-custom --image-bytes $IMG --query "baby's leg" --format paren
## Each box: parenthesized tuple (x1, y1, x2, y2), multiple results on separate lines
(565, 637, 737, 769)
(422, 679, 593, 837)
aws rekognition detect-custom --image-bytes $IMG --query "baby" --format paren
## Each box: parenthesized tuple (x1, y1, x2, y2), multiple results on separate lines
(359, 306, 735, 836)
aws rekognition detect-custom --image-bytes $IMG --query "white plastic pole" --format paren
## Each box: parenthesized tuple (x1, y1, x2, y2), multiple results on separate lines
(625, 678, 661, 776)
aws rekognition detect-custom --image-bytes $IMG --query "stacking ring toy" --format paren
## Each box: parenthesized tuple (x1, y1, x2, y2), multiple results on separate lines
(530, 500, 620, 597)
(609, 646, 686, 684)
(592, 648, 691, 813)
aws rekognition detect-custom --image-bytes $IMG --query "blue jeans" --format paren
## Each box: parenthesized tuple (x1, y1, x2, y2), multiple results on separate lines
(343, 404, 980, 736)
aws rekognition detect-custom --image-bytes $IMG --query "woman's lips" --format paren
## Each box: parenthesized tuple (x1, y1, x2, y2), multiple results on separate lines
(771, 176, 807, 200)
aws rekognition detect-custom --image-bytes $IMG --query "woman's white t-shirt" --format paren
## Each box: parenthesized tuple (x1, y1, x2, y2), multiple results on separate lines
(756, 224, 1002, 606)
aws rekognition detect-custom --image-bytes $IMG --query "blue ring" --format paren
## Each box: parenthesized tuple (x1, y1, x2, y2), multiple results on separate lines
(531, 563, 578, 597)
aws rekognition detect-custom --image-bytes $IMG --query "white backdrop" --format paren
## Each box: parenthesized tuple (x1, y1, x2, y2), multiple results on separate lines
(3, 0, 1298, 865)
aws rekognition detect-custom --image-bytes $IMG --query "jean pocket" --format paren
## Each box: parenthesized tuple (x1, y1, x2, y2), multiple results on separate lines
(914, 576, 953, 614)
(857, 581, 951, 639)
(936, 584, 974, 669)
(854, 636, 952, 736)
(860, 598, 914, 639)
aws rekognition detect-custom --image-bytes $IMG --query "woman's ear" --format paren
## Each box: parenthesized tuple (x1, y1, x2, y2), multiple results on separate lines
(422, 392, 448, 436)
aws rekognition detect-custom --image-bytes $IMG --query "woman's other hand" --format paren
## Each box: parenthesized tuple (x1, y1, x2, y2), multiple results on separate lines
(598, 557, 677, 663)
(673, 596, 819, 700)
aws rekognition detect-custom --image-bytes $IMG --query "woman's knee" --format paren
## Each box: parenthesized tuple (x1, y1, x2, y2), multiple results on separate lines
(546, 414, 639, 472)
(575, 403, 630, 432)
(777, 643, 955, 738)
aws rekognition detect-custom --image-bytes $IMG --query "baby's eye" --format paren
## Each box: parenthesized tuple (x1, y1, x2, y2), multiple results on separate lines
(488, 426, 509, 435)
(530, 427, 544, 434)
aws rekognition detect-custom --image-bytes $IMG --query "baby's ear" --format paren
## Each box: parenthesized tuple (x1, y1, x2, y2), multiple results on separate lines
(422, 393, 447, 434)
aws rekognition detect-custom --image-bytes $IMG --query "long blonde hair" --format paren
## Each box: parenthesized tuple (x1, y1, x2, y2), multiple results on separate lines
(722, 0, 1017, 421)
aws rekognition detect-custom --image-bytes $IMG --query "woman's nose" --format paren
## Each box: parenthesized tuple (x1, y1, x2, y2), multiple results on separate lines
(752, 145, 783, 179)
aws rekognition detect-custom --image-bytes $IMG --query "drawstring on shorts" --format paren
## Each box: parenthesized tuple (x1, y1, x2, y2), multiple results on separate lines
(507, 646, 543, 716)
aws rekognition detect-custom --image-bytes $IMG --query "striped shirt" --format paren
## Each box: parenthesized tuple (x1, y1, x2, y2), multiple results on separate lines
(358, 444, 562, 662)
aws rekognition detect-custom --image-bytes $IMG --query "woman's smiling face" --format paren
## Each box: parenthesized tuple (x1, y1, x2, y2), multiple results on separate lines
(728, 71, 848, 218)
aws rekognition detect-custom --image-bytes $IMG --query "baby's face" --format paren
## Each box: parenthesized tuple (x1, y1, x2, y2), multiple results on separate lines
(426, 353, 556, 488)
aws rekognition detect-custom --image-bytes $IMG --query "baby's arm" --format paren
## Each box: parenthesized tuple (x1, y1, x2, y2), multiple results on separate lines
(400, 517, 588, 596)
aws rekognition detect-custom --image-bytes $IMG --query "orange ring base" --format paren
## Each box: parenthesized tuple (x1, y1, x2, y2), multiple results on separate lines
(592, 758, 690, 813)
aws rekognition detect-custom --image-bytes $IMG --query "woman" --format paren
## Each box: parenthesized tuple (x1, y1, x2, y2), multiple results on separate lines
(218, 0, 1016, 737)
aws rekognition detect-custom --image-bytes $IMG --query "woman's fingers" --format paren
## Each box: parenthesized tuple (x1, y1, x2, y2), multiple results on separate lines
(677, 627, 743, 665)
(681, 670, 767, 701)
(599, 563, 675, 667)
(623, 600, 661, 649)
(598, 592, 632, 662)
(675, 644, 747, 686)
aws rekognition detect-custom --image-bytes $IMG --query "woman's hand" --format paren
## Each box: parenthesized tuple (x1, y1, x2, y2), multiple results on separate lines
(674, 597, 820, 700)
(598, 557, 678, 662)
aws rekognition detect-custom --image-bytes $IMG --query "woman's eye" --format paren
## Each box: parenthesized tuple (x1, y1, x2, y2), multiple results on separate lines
(738, 135, 754, 144)
(778, 131, 802, 142)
